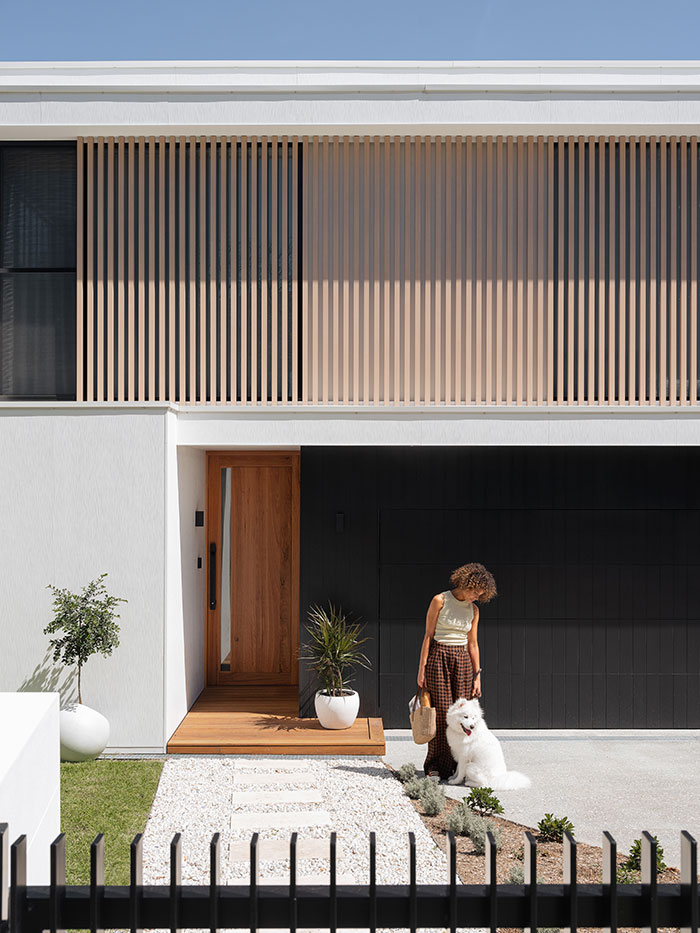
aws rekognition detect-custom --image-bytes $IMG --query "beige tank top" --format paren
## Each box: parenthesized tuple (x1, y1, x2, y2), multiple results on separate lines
(433, 590, 474, 645)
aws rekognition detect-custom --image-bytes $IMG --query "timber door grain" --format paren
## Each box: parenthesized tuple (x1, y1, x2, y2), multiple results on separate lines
(206, 452, 300, 686)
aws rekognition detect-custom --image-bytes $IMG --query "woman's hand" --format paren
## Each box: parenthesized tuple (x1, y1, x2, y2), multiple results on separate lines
(417, 670, 425, 689)
(471, 673, 482, 699)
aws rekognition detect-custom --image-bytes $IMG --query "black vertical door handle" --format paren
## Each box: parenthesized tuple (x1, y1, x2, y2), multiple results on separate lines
(209, 542, 216, 610)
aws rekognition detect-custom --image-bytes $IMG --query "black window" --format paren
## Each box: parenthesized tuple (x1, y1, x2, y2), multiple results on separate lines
(0, 145, 76, 399)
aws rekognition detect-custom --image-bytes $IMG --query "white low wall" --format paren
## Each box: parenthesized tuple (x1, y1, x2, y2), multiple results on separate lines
(0, 693, 60, 884)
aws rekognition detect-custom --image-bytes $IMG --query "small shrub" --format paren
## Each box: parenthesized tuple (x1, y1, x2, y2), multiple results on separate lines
(537, 813, 575, 842)
(465, 787, 504, 818)
(471, 818, 502, 855)
(419, 782, 446, 816)
(398, 763, 418, 784)
(616, 864, 641, 884)
(509, 864, 557, 895)
(623, 837, 667, 873)
(446, 807, 467, 835)
(404, 777, 430, 799)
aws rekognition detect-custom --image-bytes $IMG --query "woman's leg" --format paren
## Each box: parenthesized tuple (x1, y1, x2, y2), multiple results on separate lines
(423, 644, 458, 779)
(453, 646, 474, 702)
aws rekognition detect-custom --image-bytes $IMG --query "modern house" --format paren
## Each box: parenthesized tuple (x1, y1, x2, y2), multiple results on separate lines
(0, 61, 698, 754)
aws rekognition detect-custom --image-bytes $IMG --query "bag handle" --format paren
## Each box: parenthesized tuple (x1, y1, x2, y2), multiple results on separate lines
(411, 687, 426, 713)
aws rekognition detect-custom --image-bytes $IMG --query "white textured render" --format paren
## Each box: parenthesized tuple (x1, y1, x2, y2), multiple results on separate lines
(0, 412, 166, 750)
(2, 61, 700, 137)
(0, 693, 59, 883)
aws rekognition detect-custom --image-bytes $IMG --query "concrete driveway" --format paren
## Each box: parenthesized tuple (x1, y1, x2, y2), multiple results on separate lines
(383, 729, 700, 871)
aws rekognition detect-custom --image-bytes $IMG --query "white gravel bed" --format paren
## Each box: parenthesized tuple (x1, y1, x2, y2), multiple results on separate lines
(142, 756, 486, 932)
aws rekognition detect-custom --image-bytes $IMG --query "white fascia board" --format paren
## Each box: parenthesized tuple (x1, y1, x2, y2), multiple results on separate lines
(3, 60, 700, 92)
(2, 61, 700, 137)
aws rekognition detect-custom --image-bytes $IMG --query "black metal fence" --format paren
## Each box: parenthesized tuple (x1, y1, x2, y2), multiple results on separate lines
(1, 822, 698, 932)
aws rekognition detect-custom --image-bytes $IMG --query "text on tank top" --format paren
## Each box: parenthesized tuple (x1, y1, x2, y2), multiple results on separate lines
(433, 590, 474, 645)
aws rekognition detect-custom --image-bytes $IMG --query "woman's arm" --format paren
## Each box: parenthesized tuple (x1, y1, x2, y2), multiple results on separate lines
(417, 594, 443, 688)
(467, 604, 481, 698)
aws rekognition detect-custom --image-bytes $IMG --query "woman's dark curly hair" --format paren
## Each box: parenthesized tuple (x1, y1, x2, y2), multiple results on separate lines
(449, 562, 497, 602)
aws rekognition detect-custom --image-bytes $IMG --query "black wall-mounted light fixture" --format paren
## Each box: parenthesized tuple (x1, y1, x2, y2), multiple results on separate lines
(195, 510, 204, 527)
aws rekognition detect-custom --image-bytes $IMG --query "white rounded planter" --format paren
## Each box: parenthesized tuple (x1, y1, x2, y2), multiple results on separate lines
(59, 703, 110, 762)
(314, 690, 360, 729)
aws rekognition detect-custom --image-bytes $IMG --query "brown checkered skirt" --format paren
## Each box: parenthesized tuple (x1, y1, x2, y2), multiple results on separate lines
(423, 641, 474, 779)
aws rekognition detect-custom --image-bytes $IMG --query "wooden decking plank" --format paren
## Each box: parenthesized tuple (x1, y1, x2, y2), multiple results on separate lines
(166, 685, 384, 756)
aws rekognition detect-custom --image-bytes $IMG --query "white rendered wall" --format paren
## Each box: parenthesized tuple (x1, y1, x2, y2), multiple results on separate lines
(0, 693, 59, 884)
(164, 414, 206, 742)
(0, 411, 166, 751)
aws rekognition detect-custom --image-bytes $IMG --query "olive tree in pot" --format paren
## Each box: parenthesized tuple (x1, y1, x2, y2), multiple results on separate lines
(44, 573, 126, 761)
(301, 603, 371, 729)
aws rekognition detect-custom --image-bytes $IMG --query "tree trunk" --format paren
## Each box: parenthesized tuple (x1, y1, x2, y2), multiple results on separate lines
(78, 664, 82, 704)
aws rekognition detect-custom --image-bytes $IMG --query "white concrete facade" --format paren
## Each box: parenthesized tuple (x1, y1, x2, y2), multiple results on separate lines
(2, 61, 700, 137)
(1, 60, 699, 747)
(0, 693, 59, 883)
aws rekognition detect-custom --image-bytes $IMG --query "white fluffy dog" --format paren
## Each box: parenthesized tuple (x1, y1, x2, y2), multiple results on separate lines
(445, 697, 531, 790)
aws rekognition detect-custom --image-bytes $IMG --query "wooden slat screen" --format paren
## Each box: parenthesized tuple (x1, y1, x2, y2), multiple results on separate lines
(80, 136, 299, 403)
(78, 135, 699, 406)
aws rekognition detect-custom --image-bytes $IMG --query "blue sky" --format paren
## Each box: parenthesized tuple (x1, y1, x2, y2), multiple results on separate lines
(1, 0, 699, 61)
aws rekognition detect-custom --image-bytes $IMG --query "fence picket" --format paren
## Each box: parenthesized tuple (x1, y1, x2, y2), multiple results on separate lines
(3, 828, 699, 931)
(49, 834, 65, 933)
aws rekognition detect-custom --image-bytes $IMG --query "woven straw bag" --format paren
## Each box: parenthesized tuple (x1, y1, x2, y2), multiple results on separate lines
(409, 688, 436, 744)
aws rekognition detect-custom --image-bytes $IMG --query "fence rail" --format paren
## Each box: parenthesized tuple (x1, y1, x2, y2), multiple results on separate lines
(1, 823, 698, 932)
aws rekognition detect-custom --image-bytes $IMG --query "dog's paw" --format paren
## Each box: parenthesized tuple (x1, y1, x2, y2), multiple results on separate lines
(446, 773, 461, 785)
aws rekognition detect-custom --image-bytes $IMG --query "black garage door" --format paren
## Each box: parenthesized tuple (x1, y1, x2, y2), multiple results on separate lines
(299, 447, 700, 728)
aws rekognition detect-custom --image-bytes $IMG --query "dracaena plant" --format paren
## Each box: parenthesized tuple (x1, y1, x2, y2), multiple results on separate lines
(300, 603, 371, 697)
(44, 574, 126, 705)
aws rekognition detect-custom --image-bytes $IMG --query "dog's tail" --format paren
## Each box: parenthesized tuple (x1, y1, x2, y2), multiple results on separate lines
(492, 770, 531, 790)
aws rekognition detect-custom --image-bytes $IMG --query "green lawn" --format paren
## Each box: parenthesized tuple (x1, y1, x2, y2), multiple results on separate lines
(60, 759, 164, 884)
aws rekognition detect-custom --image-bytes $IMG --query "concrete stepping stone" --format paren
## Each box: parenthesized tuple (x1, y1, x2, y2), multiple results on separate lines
(231, 809, 331, 830)
(233, 759, 322, 771)
(233, 771, 318, 786)
(229, 837, 337, 862)
(233, 789, 323, 805)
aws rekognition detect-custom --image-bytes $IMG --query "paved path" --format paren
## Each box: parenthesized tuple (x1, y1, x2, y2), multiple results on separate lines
(142, 755, 480, 933)
(384, 729, 700, 870)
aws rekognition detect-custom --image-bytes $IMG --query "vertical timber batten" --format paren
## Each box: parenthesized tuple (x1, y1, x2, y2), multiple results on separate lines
(74, 135, 698, 407)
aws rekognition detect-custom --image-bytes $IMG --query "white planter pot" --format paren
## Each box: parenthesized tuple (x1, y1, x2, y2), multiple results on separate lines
(314, 690, 360, 729)
(59, 704, 110, 762)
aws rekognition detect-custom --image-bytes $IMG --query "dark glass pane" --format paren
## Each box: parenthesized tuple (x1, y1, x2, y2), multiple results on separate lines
(0, 272, 76, 398)
(1, 147, 76, 269)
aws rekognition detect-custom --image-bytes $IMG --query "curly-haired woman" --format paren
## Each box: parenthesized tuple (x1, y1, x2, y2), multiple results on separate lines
(416, 562, 497, 780)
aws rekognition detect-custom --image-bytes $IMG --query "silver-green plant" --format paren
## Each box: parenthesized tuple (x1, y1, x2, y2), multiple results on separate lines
(404, 777, 430, 799)
(398, 763, 418, 784)
(300, 603, 371, 696)
(471, 818, 502, 854)
(419, 782, 446, 816)
(44, 573, 126, 705)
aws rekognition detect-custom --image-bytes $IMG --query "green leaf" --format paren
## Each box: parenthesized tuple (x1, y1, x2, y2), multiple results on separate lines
(299, 602, 372, 696)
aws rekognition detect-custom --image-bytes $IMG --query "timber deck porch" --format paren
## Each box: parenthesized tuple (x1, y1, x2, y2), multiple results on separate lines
(167, 686, 385, 755)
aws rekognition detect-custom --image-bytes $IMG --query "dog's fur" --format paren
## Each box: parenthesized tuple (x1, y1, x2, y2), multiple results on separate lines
(445, 698, 531, 790)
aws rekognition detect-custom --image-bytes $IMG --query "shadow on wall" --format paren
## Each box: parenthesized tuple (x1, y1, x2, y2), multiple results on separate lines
(17, 648, 77, 707)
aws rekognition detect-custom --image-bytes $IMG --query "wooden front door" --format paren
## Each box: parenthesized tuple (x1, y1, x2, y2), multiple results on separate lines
(206, 451, 299, 686)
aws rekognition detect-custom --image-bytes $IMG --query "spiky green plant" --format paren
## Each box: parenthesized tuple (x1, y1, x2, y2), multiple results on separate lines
(44, 574, 126, 705)
(300, 603, 371, 697)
